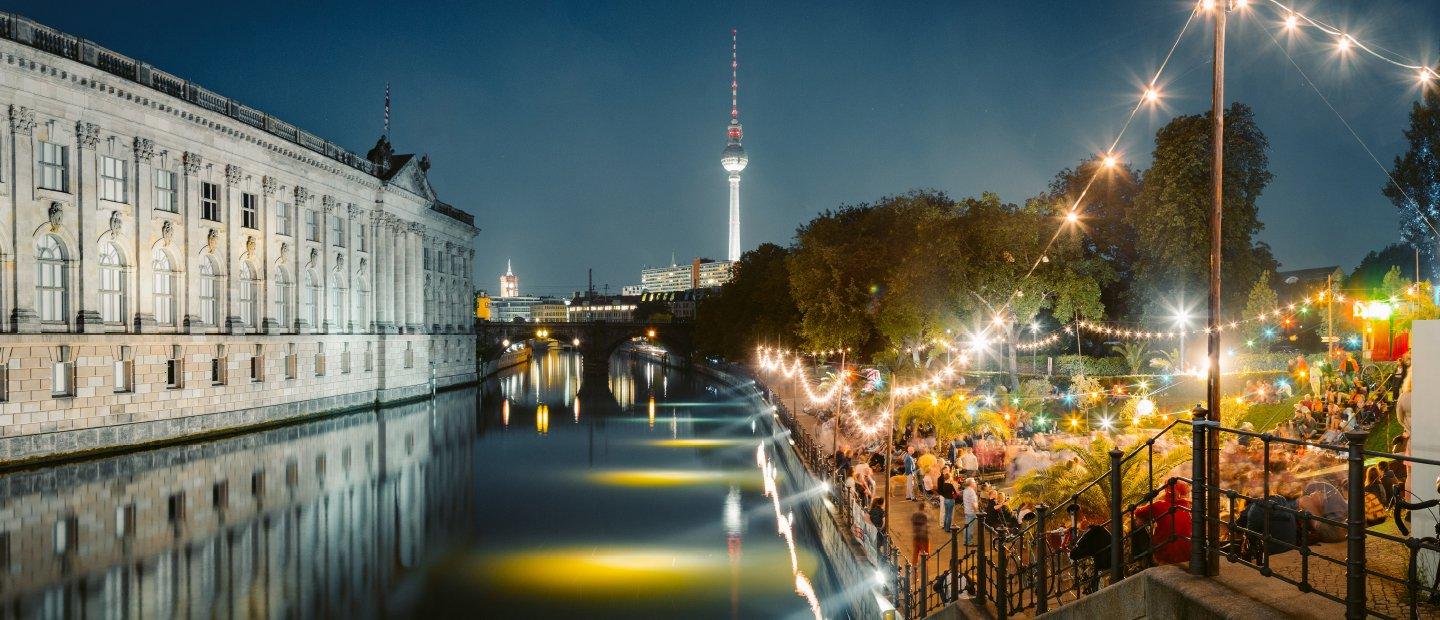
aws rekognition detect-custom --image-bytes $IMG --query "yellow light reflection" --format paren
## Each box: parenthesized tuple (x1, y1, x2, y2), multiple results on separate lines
(649, 438, 755, 448)
(536, 404, 549, 435)
(476, 546, 814, 600)
(573, 399, 580, 423)
(502, 399, 510, 427)
(588, 469, 759, 489)
(648, 396, 656, 429)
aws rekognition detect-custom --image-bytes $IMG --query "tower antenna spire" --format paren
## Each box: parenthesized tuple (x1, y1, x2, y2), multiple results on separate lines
(730, 28, 739, 124)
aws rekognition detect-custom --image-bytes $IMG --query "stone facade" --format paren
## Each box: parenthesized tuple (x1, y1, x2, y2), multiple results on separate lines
(0, 14, 479, 462)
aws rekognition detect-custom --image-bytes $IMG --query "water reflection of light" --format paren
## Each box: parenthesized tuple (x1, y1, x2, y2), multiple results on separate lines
(724, 485, 742, 536)
(478, 546, 810, 599)
(502, 399, 510, 427)
(648, 396, 655, 429)
(648, 438, 754, 448)
(536, 404, 549, 435)
(587, 469, 757, 488)
(573, 399, 580, 423)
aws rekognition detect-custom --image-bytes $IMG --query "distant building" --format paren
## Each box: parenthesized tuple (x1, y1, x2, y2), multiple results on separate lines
(621, 284, 646, 296)
(490, 296, 545, 322)
(499, 260, 520, 298)
(475, 293, 491, 321)
(567, 295, 639, 323)
(640, 258, 734, 293)
(640, 289, 712, 321)
(532, 300, 570, 323)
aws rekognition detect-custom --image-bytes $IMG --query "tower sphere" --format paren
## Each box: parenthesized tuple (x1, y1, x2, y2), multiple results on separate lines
(722, 140, 748, 173)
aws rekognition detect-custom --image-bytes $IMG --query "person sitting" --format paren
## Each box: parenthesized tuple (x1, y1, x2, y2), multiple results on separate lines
(1132, 480, 1192, 565)
(1069, 518, 1113, 594)
(1298, 480, 1348, 544)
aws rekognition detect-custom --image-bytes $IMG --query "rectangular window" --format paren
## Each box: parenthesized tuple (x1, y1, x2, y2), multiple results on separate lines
(155, 170, 178, 212)
(212, 480, 229, 510)
(330, 215, 344, 247)
(0, 361, 9, 402)
(276, 201, 292, 236)
(54, 516, 78, 556)
(211, 345, 227, 385)
(250, 344, 264, 383)
(167, 345, 183, 388)
(365, 342, 374, 372)
(200, 182, 220, 221)
(423, 248, 430, 271)
(241, 193, 258, 229)
(51, 346, 74, 397)
(100, 156, 128, 202)
(315, 343, 326, 377)
(115, 505, 135, 541)
(167, 493, 185, 525)
(285, 343, 297, 380)
(305, 209, 318, 241)
(38, 142, 68, 192)
(113, 346, 133, 393)
(342, 343, 352, 374)
(404, 342, 414, 369)
(357, 225, 367, 252)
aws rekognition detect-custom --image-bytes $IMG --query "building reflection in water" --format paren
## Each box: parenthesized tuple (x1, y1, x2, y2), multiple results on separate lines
(0, 388, 477, 619)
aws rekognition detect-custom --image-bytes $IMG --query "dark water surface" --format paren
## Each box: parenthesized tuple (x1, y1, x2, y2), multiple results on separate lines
(0, 349, 839, 619)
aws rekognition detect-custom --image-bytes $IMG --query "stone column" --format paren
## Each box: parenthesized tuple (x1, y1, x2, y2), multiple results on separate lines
(372, 212, 389, 333)
(320, 195, 335, 334)
(396, 223, 410, 332)
(181, 152, 204, 334)
(260, 176, 279, 334)
(294, 186, 312, 333)
(224, 164, 243, 334)
(75, 121, 102, 333)
(389, 217, 404, 333)
(133, 138, 156, 332)
(9, 106, 38, 333)
(407, 223, 423, 333)
(346, 204, 362, 333)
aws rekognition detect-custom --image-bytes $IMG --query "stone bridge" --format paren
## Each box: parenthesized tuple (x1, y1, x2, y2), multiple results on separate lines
(476, 321, 694, 397)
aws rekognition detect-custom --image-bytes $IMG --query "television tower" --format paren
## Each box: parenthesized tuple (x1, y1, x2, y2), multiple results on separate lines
(721, 28, 748, 263)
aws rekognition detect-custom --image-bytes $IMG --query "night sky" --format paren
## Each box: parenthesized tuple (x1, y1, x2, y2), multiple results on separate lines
(10, 1, 1440, 296)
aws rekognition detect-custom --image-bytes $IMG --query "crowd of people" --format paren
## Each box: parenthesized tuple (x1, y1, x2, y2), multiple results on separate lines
(1281, 349, 1410, 443)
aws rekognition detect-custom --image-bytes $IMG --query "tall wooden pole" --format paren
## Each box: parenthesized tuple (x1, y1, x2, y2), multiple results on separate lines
(1203, 0, 1227, 577)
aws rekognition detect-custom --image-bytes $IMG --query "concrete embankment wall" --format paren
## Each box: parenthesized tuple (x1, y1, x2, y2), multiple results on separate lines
(696, 362, 891, 619)
(478, 347, 531, 380)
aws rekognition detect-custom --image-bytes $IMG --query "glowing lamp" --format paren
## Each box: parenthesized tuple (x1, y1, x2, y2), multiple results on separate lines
(1137, 397, 1155, 417)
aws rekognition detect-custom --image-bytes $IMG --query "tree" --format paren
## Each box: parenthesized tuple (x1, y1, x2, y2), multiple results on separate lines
(1349, 243, 1429, 292)
(1239, 271, 1278, 346)
(694, 243, 801, 360)
(953, 193, 1109, 388)
(1042, 158, 1143, 317)
(1013, 435, 1191, 522)
(788, 190, 970, 359)
(1383, 78, 1440, 274)
(1111, 342, 1150, 375)
(1130, 103, 1279, 314)
(895, 393, 1012, 444)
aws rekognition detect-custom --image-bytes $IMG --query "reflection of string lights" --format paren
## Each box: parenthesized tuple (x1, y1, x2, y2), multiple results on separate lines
(757, 443, 824, 620)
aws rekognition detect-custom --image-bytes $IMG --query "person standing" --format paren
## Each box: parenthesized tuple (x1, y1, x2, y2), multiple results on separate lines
(937, 467, 958, 532)
(962, 477, 980, 546)
(959, 447, 979, 480)
(911, 508, 931, 565)
(903, 446, 918, 501)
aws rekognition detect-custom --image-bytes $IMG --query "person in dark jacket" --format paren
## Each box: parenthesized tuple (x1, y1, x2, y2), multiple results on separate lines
(1069, 519, 1113, 594)
(869, 498, 887, 549)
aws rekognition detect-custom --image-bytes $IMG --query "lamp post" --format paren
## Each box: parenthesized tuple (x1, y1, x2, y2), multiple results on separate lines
(1199, 0, 1229, 578)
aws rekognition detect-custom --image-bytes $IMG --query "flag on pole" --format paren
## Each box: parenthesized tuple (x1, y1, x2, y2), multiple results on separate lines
(383, 82, 391, 136)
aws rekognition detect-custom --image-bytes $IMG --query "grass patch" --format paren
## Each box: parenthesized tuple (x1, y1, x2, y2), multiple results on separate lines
(1366, 414, 1406, 452)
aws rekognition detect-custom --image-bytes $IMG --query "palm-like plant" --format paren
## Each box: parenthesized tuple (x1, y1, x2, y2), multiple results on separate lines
(1147, 348, 1182, 373)
(1013, 435, 1191, 521)
(1111, 342, 1150, 376)
(895, 393, 1013, 443)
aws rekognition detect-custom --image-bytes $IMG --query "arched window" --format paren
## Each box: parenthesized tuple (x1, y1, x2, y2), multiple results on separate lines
(98, 242, 126, 325)
(152, 248, 177, 326)
(238, 262, 258, 328)
(329, 271, 346, 330)
(273, 268, 292, 329)
(303, 270, 320, 328)
(355, 277, 370, 332)
(35, 235, 68, 323)
(198, 256, 220, 327)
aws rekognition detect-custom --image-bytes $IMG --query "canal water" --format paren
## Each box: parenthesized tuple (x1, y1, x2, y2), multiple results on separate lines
(0, 348, 844, 618)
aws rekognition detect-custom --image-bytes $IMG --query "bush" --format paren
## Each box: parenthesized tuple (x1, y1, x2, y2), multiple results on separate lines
(1053, 355, 1129, 376)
